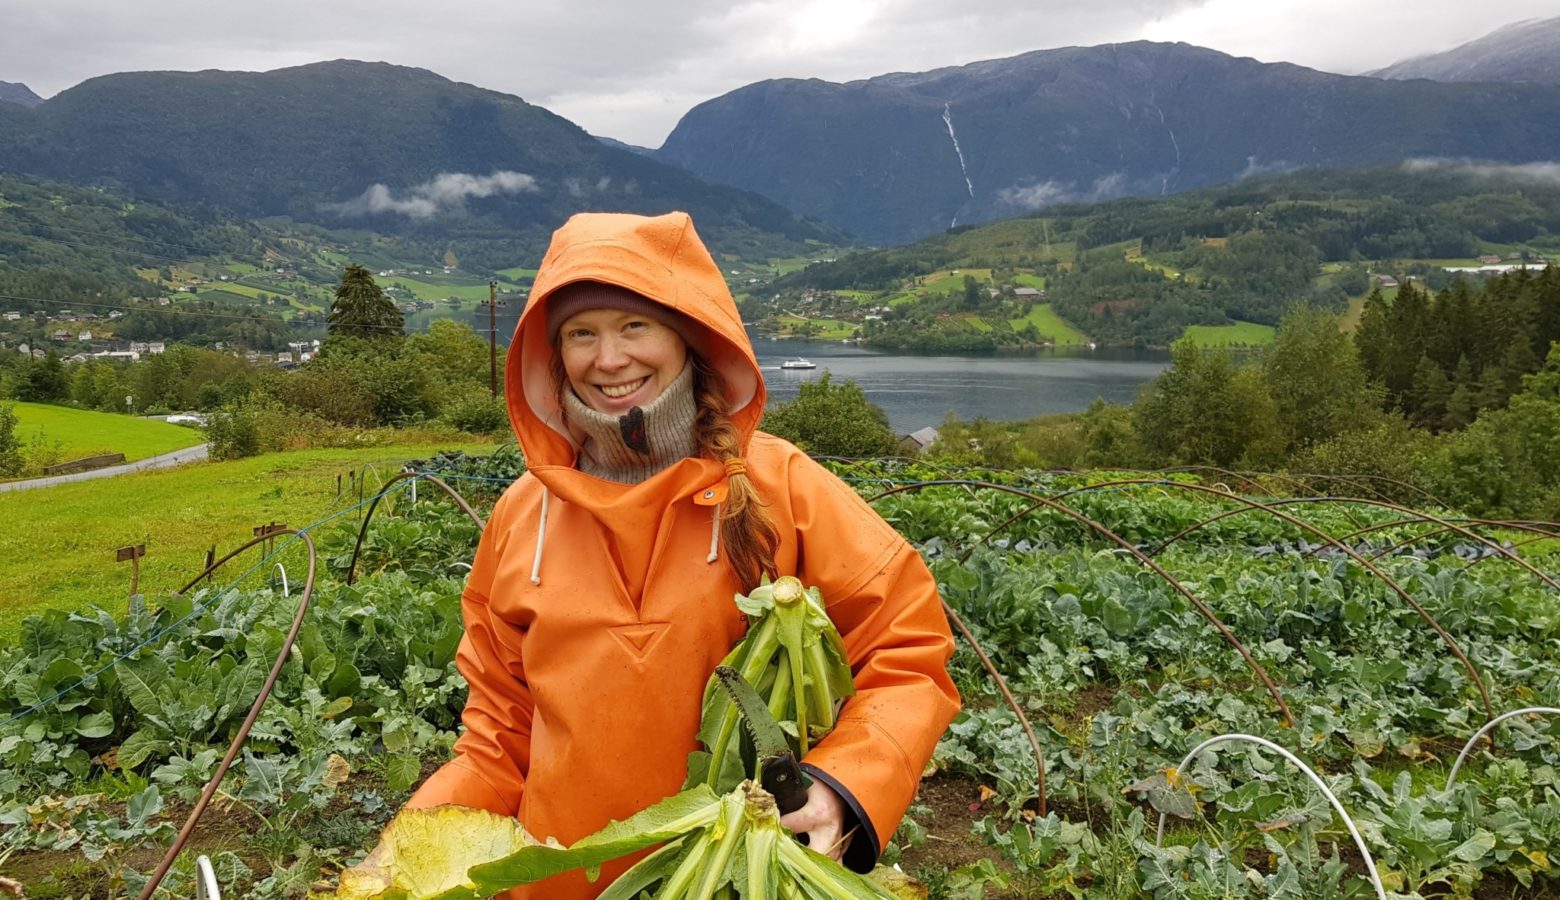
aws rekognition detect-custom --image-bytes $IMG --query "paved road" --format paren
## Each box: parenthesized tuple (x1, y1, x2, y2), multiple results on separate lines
(0, 444, 209, 493)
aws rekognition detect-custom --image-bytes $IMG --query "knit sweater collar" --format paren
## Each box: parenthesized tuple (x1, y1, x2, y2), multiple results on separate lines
(562, 360, 697, 484)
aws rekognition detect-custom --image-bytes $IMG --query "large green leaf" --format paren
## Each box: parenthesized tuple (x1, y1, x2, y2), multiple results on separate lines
(115, 655, 170, 720)
(470, 785, 722, 890)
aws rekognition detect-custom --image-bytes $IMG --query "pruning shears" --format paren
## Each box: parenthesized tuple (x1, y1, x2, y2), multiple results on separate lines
(714, 665, 812, 815)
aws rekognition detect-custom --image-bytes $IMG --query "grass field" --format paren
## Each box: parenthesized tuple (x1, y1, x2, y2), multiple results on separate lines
(386, 277, 502, 302)
(776, 315, 855, 340)
(1011, 272, 1047, 290)
(0, 442, 497, 636)
(494, 266, 538, 284)
(1007, 303, 1089, 346)
(10, 403, 204, 463)
(1182, 321, 1277, 346)
(921, 269, 992, 294)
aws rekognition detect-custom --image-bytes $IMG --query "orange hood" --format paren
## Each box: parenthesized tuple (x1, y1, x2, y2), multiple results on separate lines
(506, 211, 763, 482)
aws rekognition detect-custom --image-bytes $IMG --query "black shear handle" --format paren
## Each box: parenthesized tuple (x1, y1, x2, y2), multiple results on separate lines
(761, 754, 812, 816)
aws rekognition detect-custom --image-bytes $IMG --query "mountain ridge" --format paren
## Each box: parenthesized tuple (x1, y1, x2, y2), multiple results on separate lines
(0, 60, 844, 259)
(1369, 16, 1560, 84)
(655, 40, 1560, 244)
(0, 81, 42, 108)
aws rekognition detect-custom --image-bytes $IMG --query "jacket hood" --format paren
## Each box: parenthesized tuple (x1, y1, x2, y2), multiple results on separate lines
(506, 211, 763, 491)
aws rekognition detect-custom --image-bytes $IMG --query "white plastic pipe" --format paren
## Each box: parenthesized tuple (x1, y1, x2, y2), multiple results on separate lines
(273, 563, 290, 597)
(195, 854, 221, 900)
(1153, 733, 1386, 900)
(1445, 707, 1560, 791)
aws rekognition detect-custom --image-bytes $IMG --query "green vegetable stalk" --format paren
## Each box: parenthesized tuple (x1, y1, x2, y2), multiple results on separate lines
(690, 576, 855, 792)
(335, 781, 908, 899)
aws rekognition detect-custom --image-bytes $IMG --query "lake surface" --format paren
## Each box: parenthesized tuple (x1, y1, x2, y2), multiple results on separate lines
(404, 307, 1169, 432)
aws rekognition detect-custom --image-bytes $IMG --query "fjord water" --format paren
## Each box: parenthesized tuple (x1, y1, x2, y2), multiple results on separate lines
(406, 307, 1169, 433)
(753, 337, 1169, 433)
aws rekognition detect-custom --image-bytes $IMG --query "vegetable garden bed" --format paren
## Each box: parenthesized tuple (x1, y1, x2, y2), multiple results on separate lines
(2, 453, 1558, 898)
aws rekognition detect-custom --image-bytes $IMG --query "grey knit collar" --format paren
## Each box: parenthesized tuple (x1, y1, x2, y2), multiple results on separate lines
(562, 360, 698, 484)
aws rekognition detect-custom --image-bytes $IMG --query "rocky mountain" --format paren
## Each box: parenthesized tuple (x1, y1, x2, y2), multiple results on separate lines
(655, 41, 1560, 244)
(1369, 16, 1560, 85)
(0, 61, 842, 257)
(0, 81, 42, 108)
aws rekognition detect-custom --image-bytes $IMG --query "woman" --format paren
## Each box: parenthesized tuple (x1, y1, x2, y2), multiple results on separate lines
(408, 211, 959, 898)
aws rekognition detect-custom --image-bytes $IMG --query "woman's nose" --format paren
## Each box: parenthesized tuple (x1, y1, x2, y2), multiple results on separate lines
(595, 335, 630, 370)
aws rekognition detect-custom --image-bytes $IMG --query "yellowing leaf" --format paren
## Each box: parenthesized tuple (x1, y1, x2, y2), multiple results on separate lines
(322, 753, 350, 789)
(335, 805, 538, 900)
(1522, 848, 1550, 871)
(868, 866, 930, 899)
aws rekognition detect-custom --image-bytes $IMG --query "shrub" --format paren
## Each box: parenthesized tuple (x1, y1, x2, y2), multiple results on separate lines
(0, 404, 22, 476)
(204, 400, 261, 460)
(761, 373, 898, 457)
(441, 392, 510, 437)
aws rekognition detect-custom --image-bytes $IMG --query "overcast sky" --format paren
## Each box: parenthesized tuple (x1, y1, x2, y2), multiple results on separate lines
(2, 1, 1555, 147)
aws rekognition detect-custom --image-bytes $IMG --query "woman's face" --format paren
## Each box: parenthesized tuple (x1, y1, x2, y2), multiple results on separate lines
(558, 307, 689, 415)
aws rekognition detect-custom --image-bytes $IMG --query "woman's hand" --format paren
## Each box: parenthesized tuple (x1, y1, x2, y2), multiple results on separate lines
(778, 780, 851, 861)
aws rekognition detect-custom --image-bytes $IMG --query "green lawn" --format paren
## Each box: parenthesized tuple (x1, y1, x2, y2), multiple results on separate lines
(11, 403, 204, 463)
(494, 266, 538, 283)
(0, 442, 496, 635)
(1182, 321, 1277, 346)
(921, 269, 992, 294)
(1007, 304, 1089, 346)
(1011, 272, 1047, 290)
(777, 315, 855, 340)
(387, 277, 502, 302)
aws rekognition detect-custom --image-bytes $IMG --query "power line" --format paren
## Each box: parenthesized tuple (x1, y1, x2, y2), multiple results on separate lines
(0, 293, 433, 333)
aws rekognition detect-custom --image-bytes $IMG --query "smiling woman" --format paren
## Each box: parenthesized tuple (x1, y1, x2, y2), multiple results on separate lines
(395, 211, 960, 900)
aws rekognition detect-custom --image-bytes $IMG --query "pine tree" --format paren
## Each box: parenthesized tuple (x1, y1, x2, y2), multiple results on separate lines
(1445, 355, 1477, 429)
(1409, 355, 1451, 431)
(1354, 288, 1391, 386)
(328, 265, 403, 340)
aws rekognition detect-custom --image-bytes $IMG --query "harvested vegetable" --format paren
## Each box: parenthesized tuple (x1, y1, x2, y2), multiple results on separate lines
(688, 576, 855, 792)
(334, 781, 903, 899)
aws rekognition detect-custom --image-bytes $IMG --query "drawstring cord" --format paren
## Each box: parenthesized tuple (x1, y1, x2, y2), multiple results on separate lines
(532, 458, 743, 579)
(531, 487, 550, 585)
(707, 457, 743, 564)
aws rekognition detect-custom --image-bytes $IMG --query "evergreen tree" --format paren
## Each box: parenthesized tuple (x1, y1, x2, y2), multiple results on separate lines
(1445, 356, 1477, 429)
(1382, 281, 1430, 408)
(19, 351, 68, 403)
(328, 265, 403, 340)
(1409, 355, 1451, 431)
(1354, 288, 1391, 388)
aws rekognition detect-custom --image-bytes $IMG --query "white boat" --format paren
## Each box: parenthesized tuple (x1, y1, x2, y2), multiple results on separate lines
(780, 357, 817, 370)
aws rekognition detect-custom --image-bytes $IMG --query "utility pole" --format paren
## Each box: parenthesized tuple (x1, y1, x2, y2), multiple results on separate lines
(489, 280, 498, 399)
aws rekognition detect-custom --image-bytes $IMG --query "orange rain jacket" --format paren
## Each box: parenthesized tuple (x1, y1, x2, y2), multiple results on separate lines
(408, 211, 960, 898)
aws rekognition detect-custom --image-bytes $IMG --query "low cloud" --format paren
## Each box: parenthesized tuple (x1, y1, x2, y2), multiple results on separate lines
(1237, 156, 1299, 180)
(1403, 158, 1560, 184)
(328, 170, 538, 218)
(997, 172, 1128, 210)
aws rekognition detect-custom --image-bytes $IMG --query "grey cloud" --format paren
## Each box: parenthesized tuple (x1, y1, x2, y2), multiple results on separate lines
(997, 172, 1129, 210)
(327, 171, 538, 219)
(1237, 156, 1301, 180)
